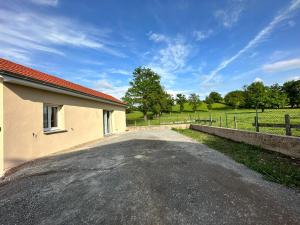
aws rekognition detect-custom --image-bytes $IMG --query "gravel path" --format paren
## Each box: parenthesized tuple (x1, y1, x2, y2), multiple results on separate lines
(0, 129, 299, 225)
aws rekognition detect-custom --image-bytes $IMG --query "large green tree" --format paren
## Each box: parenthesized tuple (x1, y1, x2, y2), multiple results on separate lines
(244, 81, 267, 112)
(208, 91, 223, 103)
(283, 80, 300, 108)
(267, 84, 288, 108)
(188, 93, 201, 112)
(124, 67, 165, 120)
(224, 90, 245, 109)
(176, 94, 187, 113)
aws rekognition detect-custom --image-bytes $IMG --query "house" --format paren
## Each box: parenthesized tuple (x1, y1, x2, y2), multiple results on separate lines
(0, 58, 127, 176)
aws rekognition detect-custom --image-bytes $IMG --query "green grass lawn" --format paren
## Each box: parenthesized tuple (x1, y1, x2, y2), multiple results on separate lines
(126, 105, 300, 137)
(173, 128, 300, 189)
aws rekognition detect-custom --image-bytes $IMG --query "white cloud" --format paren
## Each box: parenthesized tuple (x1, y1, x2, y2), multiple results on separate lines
(108, 68, 131, 76)
(214, 1, 244, 28)
(0, 7, 126, 62)
(254, 77, 263, 82)
(94, 79, 114, 90)
(288, 20, 296, 27)
(151, 42, 190, 83)
(72, 72, 128, 99)
(287, 76, 300, 81)
(203, 0, 300, 85)
(231, 68, 261, 81)
(30, 0, 58, 6)
(148, 35, 190, 84)
(166, 89, 192, 98)
(0, 47, 32, 65)
(148, 32, 169, 43)
(81, 59, 103, 66)
(193, 30, 213, 41)
(201, 74, 223, 87)
(93, 79, 129, 99)
(268, 50, 292, 62)
(262, 58, 300, 72)
(158, 43, 189, 70)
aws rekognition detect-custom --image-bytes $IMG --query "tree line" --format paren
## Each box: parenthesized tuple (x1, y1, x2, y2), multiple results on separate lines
(123, 67, 300, 120)
(224, 80, 300, 111)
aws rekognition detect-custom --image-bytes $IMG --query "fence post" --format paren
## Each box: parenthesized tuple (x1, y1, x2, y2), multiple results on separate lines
(285, 114, 292, 136)
(225, 113, 228, 128)
(254, 116, 259, 132)
(220, 115, 222, 127)
(148, 120, 150, 126)
(234, 114, 237, 129)
(209, 113, 212, 126)
(134, 120, 137, 127)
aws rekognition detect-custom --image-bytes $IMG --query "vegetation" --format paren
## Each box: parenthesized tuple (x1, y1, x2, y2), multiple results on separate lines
(188, 93, 201, 112)
(123, 67, 173, 120)
(267, 84, 288, 109)
(126, 107, 300, 136)
(173, 128, 300, 189)
(176, 94, 187, 113)
(283, 80, 300, 108)
(206, 91, 223, 103)
(224, 90, 245, 109)
(123, 67, 300, 134)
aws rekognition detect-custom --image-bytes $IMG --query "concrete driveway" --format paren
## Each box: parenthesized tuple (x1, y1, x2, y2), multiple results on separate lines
(0, 129, 299, 225)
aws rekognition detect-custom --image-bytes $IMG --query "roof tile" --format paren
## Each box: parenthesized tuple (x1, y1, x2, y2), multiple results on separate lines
(0, 58, 125, 105)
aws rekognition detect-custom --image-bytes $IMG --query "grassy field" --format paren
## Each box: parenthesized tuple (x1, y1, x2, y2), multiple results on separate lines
(126, 104, 300, 137)
(173, 128, 300, 189)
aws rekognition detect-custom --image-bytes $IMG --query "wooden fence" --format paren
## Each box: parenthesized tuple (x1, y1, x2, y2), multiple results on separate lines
(252, 114, 300, 136)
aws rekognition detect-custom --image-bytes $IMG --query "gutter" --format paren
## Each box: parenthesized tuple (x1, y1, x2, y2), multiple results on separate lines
(0, 71, 127, 108)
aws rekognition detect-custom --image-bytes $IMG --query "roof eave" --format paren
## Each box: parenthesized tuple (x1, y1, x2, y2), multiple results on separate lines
(0, 70, 127, 107)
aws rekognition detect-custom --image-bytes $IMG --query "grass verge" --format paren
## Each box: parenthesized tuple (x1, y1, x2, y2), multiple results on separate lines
(173, 128, 300, 189)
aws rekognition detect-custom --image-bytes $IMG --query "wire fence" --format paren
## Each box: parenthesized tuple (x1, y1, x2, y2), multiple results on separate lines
(126, 111, 300, 137)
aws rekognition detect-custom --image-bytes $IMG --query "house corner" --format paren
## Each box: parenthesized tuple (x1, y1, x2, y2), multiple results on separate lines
(0, 77, 3, 176)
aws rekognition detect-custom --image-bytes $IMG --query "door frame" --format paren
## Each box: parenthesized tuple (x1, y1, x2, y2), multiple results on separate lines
(103, 110, 112, 135)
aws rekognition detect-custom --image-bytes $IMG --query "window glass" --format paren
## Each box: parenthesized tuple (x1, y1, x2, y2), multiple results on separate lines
(43, 105, 59, 130)
(51, 107, 58, 128)
(43, 105, 48, 129)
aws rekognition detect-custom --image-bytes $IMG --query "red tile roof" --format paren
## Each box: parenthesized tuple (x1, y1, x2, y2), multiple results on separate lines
(0, 58, 125, 105)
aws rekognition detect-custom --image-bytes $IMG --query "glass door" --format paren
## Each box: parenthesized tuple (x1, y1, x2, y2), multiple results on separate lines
(103, 110, 111, 135)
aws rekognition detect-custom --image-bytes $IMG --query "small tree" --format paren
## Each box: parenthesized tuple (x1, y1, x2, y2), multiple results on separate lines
(164, 93, 174, 113)
(188, 93, 201, 112)
(283, 80, 300, 108)
(224, 90, 245, 109)
(205, 97, 214, 111)
(176, 94, 187, 113)
(208, 91, 223, 103)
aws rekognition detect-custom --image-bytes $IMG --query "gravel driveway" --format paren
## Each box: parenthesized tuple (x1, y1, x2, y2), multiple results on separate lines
(0, 129, 299, 225)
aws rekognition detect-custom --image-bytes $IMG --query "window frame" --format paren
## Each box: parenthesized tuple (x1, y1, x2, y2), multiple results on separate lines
(43, 104, 60, 132)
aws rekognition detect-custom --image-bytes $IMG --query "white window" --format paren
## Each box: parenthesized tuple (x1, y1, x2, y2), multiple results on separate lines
(43, 104, 60, 131)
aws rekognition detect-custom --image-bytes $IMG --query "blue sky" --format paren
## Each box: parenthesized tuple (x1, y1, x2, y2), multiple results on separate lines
(1, 0, 300, 99)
